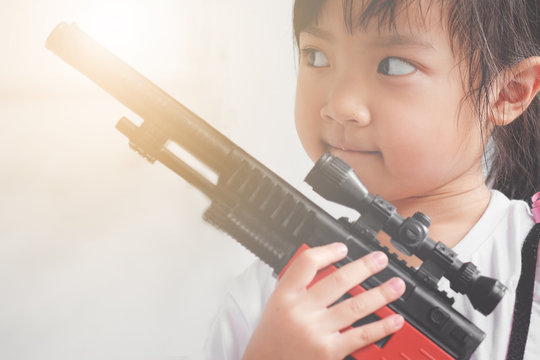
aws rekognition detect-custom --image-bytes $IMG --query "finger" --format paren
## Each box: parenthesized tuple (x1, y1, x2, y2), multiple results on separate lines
(325, 277, 406, 332)
(336, 313, 405, 357)
(307, 251, 388, 307)
(278, 242, 348, 293)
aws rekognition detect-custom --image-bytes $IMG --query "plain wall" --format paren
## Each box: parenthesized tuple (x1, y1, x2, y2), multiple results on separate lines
(0, 0, 329, 358)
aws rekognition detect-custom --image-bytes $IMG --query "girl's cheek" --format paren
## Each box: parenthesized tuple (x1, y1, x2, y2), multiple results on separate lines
(295, 95, 324, 150)
(294, 119, 319, 160)
(298, 127, 324, 161)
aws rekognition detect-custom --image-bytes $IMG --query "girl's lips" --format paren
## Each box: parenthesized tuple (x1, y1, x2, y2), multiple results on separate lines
(326, 144, 381, 156)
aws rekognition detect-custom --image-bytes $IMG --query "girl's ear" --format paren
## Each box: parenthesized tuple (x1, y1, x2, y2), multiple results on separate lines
(488, 56, 540, 126)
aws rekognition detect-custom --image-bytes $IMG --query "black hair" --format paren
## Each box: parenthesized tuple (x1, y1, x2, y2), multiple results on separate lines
(293, 0, 540, 201)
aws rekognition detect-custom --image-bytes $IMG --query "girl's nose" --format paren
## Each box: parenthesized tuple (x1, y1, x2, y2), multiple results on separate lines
(320, 76, 371, 127)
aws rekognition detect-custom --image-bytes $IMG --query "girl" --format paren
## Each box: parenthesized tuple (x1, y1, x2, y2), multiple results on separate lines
(205, 0, 540, 359)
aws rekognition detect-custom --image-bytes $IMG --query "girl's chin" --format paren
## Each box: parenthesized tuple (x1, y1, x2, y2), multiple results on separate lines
(325, 147, 395, 197)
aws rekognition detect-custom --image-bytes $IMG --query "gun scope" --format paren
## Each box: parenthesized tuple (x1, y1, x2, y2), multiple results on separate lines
(305, 152, 506, 315)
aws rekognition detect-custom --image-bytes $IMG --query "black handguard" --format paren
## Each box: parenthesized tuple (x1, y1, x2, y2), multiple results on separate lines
(45, 22, 506, 359)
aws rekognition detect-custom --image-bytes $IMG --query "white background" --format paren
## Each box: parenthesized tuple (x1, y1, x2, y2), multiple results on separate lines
(0, 0, 330, 358)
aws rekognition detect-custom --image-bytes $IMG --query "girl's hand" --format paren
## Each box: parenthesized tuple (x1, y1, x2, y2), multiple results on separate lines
(242, 242, 406, 360)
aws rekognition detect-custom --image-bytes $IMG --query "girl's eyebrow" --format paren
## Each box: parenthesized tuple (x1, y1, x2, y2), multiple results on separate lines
(301, 26, 334, 41)
(374, 33, 435, 50)
(301, 26, 434, 50)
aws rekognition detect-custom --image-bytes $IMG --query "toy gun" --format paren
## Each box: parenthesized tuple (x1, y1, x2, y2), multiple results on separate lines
(45, 22, 506, 359)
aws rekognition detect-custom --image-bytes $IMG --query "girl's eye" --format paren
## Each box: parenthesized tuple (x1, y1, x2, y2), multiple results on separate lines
(377, 57, 416, 76)
(303, 48, 329, 67)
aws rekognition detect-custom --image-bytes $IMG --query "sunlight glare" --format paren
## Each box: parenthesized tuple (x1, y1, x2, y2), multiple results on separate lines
(74, 0, 161, 65)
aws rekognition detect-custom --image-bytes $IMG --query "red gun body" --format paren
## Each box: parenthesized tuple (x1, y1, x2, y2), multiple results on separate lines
(282, 245, 454, 359)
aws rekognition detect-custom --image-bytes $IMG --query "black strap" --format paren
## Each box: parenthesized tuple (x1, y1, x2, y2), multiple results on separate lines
(506, 223, 540, 360)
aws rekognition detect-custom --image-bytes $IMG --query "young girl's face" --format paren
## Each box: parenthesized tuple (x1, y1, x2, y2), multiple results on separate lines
(295, 0, 487, 203)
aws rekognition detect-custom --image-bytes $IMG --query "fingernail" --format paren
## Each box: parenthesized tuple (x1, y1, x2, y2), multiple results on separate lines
(391, 315, 404, 329)
(372, 251, 387, 267)
(389, 277, 405, 293)
(334, 242, 348, 255)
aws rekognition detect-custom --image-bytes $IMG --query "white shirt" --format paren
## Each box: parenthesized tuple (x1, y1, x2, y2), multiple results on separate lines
(204, 190, 538, 359)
